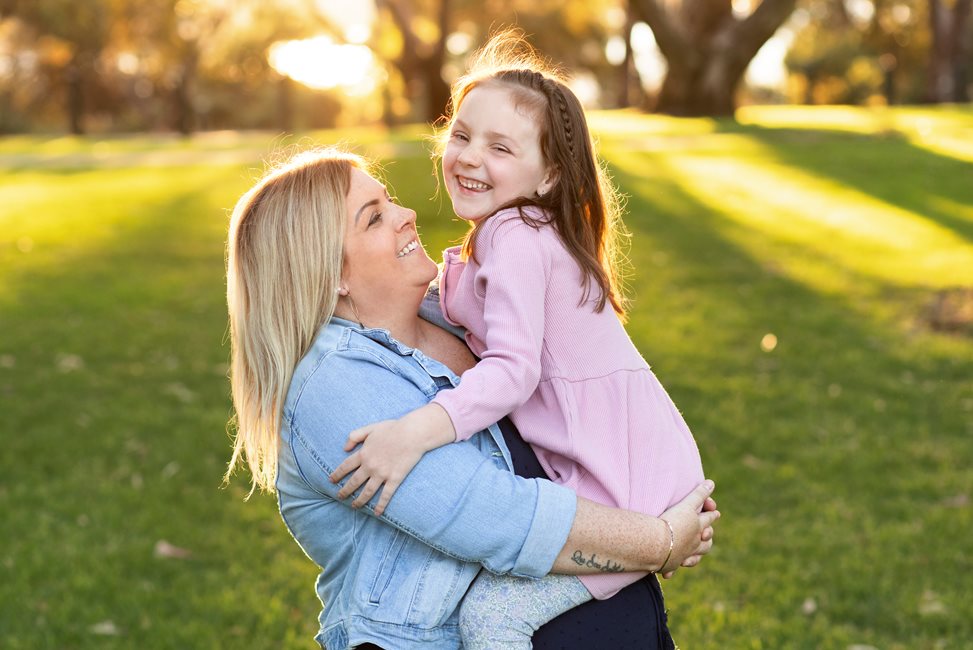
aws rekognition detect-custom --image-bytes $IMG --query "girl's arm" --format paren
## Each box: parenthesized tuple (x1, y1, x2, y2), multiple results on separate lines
(290, 350, 719, 577)
(431, 215, 552, 439)
(330, 217, 553, 514)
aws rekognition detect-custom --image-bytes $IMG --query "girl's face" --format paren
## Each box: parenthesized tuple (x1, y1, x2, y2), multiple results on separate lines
(443, 84, 556, 221)
(341, 168, 437, 301)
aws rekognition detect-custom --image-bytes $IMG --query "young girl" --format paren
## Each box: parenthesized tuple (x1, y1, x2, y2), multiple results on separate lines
(330, 34, 705, 647)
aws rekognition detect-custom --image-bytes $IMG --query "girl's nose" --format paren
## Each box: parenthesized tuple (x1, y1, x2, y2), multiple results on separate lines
(457, 145, 480, 167)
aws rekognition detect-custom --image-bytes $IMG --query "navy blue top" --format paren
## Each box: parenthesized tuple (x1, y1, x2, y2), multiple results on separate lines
(497, 416, 676, 650)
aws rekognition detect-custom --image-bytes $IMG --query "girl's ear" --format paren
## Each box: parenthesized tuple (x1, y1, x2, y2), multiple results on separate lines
(536, 167, 559, 198)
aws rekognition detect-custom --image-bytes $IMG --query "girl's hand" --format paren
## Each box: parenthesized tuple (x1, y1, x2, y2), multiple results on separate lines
(658, 480, 720, 577)
(329, 404, 455, 516)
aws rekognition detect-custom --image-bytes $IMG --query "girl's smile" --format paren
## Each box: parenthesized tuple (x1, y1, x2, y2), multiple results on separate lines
(443, 84, 556, 221)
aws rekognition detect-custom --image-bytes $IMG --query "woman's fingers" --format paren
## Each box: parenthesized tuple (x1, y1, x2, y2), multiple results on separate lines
(699, 508, 721, 530)
(688, 480, 716, 508)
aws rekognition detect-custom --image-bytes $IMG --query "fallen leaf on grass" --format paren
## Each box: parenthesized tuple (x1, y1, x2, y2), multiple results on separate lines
(154, 540, 192, 559)
(56, 354, 84, 373)
(941, 493, 969, 508)
(89, 620, 120, 635)
(918, 590, 947, 616)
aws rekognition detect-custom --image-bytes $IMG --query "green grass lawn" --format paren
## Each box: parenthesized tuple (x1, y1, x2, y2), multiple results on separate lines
(1, 105, 971, 649)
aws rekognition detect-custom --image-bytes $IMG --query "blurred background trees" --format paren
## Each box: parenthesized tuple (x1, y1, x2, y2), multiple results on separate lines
(0, 0, 970, 134)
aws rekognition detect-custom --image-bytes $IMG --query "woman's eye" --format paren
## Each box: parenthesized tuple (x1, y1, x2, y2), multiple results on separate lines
(368, 212, 382, 227)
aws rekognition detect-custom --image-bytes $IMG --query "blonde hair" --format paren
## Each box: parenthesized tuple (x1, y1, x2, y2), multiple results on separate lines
(225, 148, 365, 494)
(436, 29, 629, 315)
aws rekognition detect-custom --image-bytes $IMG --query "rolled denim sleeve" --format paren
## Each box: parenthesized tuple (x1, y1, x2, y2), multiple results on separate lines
(286, 348, 576, 578)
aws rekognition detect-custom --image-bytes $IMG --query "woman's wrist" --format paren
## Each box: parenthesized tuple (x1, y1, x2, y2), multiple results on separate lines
(654, 518, 675, 573)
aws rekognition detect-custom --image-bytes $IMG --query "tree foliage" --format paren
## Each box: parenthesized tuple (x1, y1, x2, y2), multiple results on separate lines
(0, 0, 968, 134)
(783, 0, 955, 105)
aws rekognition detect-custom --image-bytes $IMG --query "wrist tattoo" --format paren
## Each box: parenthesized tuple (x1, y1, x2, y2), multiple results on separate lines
(571, 550, 624, 573)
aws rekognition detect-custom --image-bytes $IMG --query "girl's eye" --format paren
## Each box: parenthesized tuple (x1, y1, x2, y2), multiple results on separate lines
(450, 132, 469, 142)
(493, 145, 511, 154)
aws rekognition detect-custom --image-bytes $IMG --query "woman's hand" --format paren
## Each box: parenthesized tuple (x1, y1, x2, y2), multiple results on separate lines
(658, 480, 720, 577)
(329, 403, 456, 515)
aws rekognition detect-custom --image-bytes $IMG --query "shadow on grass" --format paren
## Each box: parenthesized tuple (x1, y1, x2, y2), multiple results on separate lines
(0, 164, 326, 647)
(608, 147, 972, 641)
(713, 121, 973, 246)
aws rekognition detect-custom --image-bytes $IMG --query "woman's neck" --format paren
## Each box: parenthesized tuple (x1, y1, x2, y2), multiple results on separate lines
(334, 295, 424, 348)
(334, 296, 475, 375)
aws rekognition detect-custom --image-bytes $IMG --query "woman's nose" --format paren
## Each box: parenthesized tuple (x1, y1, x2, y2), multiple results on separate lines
(397, 205, 417, 229)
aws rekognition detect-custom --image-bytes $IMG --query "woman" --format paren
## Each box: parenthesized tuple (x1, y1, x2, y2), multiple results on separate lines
(225, 149, 720, 649)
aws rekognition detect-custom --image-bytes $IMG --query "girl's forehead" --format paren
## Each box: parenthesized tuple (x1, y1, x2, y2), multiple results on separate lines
(456, 84, 545, 130)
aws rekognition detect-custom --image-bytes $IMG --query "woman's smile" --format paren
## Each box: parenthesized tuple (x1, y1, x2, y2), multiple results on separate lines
(397, 238, 419, 258)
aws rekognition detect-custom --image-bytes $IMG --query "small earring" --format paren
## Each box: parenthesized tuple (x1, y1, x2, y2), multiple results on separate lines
(336, 286, 349, 296)
(347, 294, 364, 329)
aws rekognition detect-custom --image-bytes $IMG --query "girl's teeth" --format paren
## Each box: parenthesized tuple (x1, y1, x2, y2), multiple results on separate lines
(460, 178, 488, 190)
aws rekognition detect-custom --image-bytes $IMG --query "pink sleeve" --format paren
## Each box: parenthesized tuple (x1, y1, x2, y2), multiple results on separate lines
(432, 219, 549, 440)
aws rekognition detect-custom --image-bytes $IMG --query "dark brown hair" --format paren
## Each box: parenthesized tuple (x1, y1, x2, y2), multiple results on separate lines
(437, 30, 629, 316)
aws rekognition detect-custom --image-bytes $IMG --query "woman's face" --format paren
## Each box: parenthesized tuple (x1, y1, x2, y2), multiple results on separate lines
(341, 168, 438, 301)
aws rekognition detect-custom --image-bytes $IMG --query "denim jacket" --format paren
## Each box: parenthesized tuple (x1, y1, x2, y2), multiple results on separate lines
(276, 293, 577, 649)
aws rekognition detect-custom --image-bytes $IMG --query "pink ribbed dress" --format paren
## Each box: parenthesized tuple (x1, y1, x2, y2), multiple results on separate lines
(432, 207, 704, 599)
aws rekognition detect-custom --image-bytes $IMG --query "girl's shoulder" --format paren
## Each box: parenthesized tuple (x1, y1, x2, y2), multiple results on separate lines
(477, 206, 565, 266)
(489, 204, 552, 224)
(482, 205, 556, 240)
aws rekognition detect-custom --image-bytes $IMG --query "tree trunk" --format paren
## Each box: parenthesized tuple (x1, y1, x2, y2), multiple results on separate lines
(172, 46, 198, 136)
(377, 0, 452, 124)
(879, 52, 898, 105)
(422, 60, 451, 122)
(803, 72, 816, 105)
(423, 0, 451, 122)
(616, 1, 644, 108)
(631, 0, 798, 116)
(928, 0, 973, 103)
(65, 56, 85, 135)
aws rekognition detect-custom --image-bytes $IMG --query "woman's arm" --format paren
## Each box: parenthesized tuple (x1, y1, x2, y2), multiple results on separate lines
(291, 347, 717, 579)
(554, 483, 719, 576)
